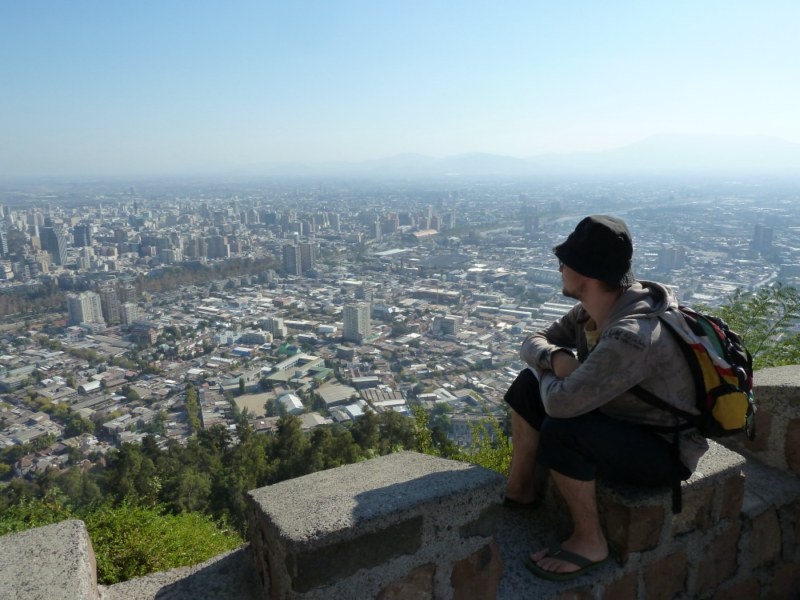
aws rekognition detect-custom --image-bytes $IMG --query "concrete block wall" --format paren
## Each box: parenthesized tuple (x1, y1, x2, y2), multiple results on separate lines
(245, 451, 506, 600)
(726, 365, 800, 474)
(0, 520, 100, 600)
(3, 366, 800, 599)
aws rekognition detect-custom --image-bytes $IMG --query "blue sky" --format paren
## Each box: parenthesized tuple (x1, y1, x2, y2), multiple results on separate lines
(2, 1, 799, 177)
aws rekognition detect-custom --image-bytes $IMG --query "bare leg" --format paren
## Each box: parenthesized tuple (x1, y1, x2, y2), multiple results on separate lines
(505, 410, 539, 503)
(530, 471, 608, 573)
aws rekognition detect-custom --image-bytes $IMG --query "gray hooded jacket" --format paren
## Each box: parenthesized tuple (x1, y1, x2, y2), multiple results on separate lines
(521, 280, 708, 472)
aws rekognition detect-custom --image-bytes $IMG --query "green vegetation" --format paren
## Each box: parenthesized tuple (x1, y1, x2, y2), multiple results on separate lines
(0, 411, 422, 584)
(714, 283, 800, 370)
(0, 494, 242, 584)
(86, 504, 241, 584)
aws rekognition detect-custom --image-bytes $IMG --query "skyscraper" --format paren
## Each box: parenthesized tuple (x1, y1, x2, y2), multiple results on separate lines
(343, 303, 371, 343)
(299, 242, 316, 273)
(99, 284, 121, 326)
(73, 224, 92, 247)
(282, 244, 302, 276)
(40, 226, 68, 266)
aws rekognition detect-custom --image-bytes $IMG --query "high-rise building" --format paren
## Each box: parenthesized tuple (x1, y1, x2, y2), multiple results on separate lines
(66, 291, 105, 326)
(355, 285, 373, 315)
(434, 314, 461, 336)
(299, 242, 316, 273)
(283, 244, 302, 276)
(752, 224, 774, 253)
(40, 226, 68, 266)
(99, 285, 121, 326)
(206, 235, 230, 259)
(73, 224, 92, 247)
(656, 245, 686, 273)
(265, 316, 287, 339)
(343, 303, 371, 343)
(370, 219, 382, 241)
(159, 247, 182, 264)
(120, 302, 140, 326)
(118, 282, 137, 303)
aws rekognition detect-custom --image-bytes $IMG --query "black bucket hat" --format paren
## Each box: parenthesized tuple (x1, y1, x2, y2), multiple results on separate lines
(554, 215, 635, 287)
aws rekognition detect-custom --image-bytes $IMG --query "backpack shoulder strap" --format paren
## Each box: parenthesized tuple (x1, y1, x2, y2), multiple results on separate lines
(628, 384, 697, 431)
(628, 307, 702, 430)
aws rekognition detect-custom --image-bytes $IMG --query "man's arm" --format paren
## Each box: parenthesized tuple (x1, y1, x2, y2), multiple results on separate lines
(539, 322, 651, 418)
(521, 305, 584, 371)
(551, 349, 580, 378)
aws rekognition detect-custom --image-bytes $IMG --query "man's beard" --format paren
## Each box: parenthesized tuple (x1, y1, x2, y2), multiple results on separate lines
(562, 282, 584, 301)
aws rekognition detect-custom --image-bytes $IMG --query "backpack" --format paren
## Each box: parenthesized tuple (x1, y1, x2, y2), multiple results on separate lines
(629, 305, 756, 514)
(631, 305, 757, 441)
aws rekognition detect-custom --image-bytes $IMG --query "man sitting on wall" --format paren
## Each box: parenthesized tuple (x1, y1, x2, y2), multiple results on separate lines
(503, 215, 708, 581)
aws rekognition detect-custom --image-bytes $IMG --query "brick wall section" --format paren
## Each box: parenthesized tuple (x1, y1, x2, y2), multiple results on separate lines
(719, 472, 745, 520)
(286, 516, 424, 592)
(727, 365, 800, 471)
(692, 522, 742, 595)
(786, 418, 800, 475)
(601, 571, 638, 599)
(450, 540, 502, 600)
(770, 561, 800, 599)
(749, 508, 782, 569)
(784, 498, 800, 560)
(603, 503, 665, 563)
(643, 549, 688, 600)
(554, 590, 593, 600)
(377, 564, 436, 600)
(673, 485, 715, 534)
(711, 578, 761, 600)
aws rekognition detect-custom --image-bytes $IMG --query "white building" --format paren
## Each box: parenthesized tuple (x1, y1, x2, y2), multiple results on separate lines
(343, 303, 371, 343)
(66, 291, 105, 326)
(278, 392, 304, 415)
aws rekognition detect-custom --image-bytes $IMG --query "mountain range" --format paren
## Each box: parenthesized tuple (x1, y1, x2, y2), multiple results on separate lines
(237, 134, 800, 179)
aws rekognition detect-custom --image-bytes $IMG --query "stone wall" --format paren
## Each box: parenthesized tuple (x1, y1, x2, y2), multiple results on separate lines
(2, 366, 800, 599)
(245, 451, 505, 599)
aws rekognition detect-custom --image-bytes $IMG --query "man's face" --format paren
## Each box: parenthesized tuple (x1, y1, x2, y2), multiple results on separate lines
(559, 262, 586, 300)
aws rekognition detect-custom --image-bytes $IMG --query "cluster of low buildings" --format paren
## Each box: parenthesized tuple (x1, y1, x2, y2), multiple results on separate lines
(1, 178, 799, 479)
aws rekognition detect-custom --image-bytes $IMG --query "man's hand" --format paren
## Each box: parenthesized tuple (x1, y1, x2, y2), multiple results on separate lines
(551, 350, 580, 379)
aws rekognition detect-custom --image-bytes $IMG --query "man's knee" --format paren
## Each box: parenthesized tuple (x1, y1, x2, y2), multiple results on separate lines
(504, 369, 544, 430)
(539, 415, 584, 448)
(504, 368, 538, 403)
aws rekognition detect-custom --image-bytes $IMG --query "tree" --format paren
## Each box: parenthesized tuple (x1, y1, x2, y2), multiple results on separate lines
(377, 411, 417, 455)
(350, 410, 379, 452)
(64, 413, 95, 438)
(274, 415, 309, 480)
(174, 468, 212, 513)
(184, 384, 201, 433)
(66, 373, 77, 389)
(716, 283, 800, 370)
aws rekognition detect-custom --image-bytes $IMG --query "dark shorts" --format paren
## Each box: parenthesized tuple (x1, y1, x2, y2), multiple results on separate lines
(504, 369, 690, 486)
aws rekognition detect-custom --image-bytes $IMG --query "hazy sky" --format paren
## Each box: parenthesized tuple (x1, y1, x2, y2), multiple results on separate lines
(2, 1, 799, 177)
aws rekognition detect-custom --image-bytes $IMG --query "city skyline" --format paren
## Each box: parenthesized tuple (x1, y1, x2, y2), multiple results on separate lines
(3, 1, 800, 178)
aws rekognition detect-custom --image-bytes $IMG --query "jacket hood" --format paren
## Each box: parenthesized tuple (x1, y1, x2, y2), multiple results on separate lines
(608, 280, 677, 322)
